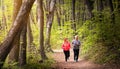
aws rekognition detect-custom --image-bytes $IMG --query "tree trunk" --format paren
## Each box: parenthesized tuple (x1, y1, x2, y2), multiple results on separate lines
(96, 0, 103, 21)
(8, 35, 20, 63)
(27, 16, 33, 51)
(76, 0, 82, 26)
(108, 0, 115, 23)
(61, 0, 64, 26)
(84, 0, 94, 19)
(97, 0, 103, 12)
(37, 0, 47, 60)
(118, 0, 120, 12)
(0, 0, 35, 68)
(19, 23, 27, 66)
(45, 0, 56, 52)
(8, 0, 22, 63)
(71, 0, 76, 32)
(1, 0, 7, 31)
(56, 0, 61, 26)
(81, 0, 86, 23)
(56, 8, 61, 26)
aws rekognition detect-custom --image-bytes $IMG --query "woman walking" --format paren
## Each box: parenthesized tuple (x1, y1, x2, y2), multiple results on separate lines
(72, 35, 81, 62)
(62, 38, 71, 62)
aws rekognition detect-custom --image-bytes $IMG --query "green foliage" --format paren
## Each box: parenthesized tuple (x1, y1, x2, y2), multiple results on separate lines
(3, 59, 55, 69)
(78, 9, 120, 64)
(22, 59, 55, 69)
(51, 21, 74, 49)
(0, 31, 5, 43)
(3, 51, 55, 69)
(0, 0, 13, 44)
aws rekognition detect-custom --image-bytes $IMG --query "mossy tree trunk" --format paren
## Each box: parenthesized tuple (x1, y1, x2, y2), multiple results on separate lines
(19, 23, 27, 66)
(37, 0, 47, 60)
(8, 0, 22, 64)
(0, 0, 35, 68)
(45, 0, 56, 52)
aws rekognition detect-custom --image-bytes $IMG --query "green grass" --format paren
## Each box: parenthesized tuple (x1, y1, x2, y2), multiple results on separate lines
(3, 58, 55, 69)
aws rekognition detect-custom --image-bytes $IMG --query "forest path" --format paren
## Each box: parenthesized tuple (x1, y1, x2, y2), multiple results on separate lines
(52, 49, 114, 69)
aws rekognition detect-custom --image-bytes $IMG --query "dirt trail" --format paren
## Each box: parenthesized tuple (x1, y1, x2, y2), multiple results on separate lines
(52, 49, 118, 69)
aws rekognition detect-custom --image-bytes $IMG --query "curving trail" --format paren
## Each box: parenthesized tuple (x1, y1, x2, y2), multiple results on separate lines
(52, 49, 118, 69)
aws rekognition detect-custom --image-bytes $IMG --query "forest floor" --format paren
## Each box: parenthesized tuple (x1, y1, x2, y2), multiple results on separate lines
(52, 49, 119, 69)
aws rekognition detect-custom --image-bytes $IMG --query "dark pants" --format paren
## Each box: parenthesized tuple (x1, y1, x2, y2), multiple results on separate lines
(63, 50, 70, 61)
(73, 49, 79, 61)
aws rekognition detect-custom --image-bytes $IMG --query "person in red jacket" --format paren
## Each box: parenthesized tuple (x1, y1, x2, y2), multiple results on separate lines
(62, 38, 71, 62)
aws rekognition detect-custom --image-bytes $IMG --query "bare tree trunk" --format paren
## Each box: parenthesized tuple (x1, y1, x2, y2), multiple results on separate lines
(97, 0, 103, 12)
(56, 8, 61, 26)
(108, 0, 115, 23)
(1, 0, 7, 31)
(96, 0, 103, 21)
(8, 0, 22, 64)
(84, 0, 94, 19)
(0, 0, 35, 68)
(60, 0, 64, 26)
(37, 0, 47, 60)
(80, 0, 85, 23)
(71, 0, 76, 32)
(27, 16, 33, 51)
(19, 23, 27, 66)
(8, 35, 20, 63)
(56, 0, 61, 26)
(76, 0, 82, 25)
(118, 0, 120, 12)
(45, 0, 56, 52)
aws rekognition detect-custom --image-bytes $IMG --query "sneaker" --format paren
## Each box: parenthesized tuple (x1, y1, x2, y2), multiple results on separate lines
(74, 60, 78, 62)
(76, 60, 78, 62)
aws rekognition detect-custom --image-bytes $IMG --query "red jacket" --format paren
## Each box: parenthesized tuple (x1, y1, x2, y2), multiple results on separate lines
(62, 42, 70, 51)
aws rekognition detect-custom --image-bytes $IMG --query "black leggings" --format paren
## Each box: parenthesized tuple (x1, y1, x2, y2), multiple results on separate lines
(63, 50, 70, 61)
(73, 49, 79, 61)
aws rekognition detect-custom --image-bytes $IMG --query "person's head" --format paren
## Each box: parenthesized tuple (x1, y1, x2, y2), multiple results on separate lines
(75, 35, 78, 40)
(64, 38, 68, 42)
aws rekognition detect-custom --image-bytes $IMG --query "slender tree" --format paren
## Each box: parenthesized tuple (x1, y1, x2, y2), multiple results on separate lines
(84, 0, 94, 19)
(97, 0, 103, 12)
(8, 0, 22, 63)
(56, 8, 61, 26)
(76, 0, 80, 24)
(55, 0, 61, 26)
(108, 0, 115, 23)
(45, 0, 56, 52)
(19, 22, 27, 66)
(61, 0, 64, 26)
(71, 0, 76, 31)
(96, 0, 103, 22)
(27, 16, 33, 51)
(0, 0, 35, 67)
(80, 0, 86, 22)
(118, 0, 120, 12)
(37, 0, 47, 60)
(1, 0, 7, 31)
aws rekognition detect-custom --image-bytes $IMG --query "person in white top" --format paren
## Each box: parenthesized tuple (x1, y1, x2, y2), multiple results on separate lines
(72, 35, 81, 62)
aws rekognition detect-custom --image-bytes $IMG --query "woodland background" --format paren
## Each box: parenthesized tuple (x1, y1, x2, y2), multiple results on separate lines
(0, 0, 120, 68)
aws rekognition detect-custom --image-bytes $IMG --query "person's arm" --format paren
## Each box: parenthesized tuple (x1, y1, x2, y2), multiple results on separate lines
(77, 41, 81, 46)
(72, 40, 74, 46)
(62, 44, 64, 49)
(68, 42, 71, 49)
